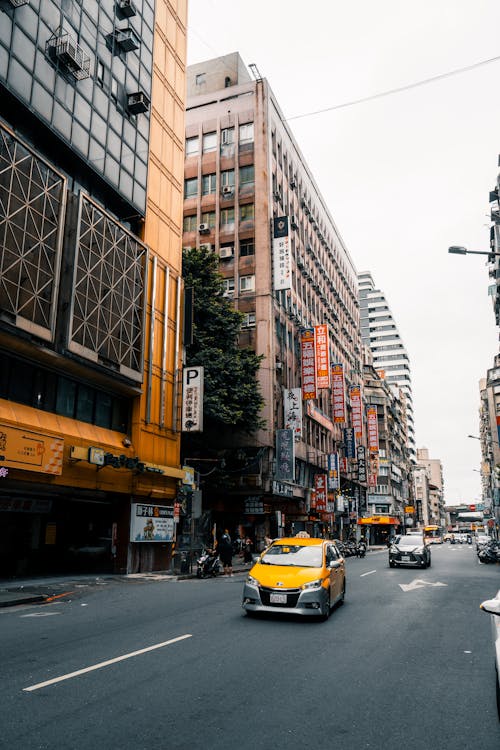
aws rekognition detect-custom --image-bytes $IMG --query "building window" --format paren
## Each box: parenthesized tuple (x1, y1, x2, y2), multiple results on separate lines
(220, 208, 235, 228)
(240, 239, 255, 257)
(239, 203, 254, 222)
(223, 278, 235, 295)
(186, 136, 199, 156)
(221, 169, 235, 187)
(202, 132, 217, 152)
(240, 275, 255, 293)
(221, 127, 235, 145)
(110, 77, 119, 102)
(202, 173, 216, 195)
(225, 76, 231, 87)
(240, 164, 254, 187)
(242, 312, 256, 328)
(184, 177, 198, 198)
(195, 73, 206, 86)
(239, 122, 254, 144)
(96, 59, 105, 87)
(183, 215, 197, 232)
(201, 211, 216, 229)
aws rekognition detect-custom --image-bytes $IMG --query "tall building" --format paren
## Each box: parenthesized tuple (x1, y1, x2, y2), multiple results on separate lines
(0, 0, 188, 576)
(416, 448, 445, 526)
(358, 271, 415, 458)
(182, 53, 365, 545)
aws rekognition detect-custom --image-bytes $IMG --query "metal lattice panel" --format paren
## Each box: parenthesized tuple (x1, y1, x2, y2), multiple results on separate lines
(69, 194, 147, 381)
(0, 124, 66, 340)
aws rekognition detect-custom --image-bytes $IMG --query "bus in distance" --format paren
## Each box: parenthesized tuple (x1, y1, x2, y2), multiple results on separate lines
(423, 525, 443, 544)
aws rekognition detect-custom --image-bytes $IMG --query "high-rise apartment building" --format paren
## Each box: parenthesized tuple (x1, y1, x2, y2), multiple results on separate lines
(416, 448, 445, 526)
(182, 53, 364, 544)
(358, 271, 415, 458)
(0, 0, 187, 576)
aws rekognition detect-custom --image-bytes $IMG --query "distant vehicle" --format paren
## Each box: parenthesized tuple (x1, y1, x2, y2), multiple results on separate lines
(388, 534, 431, 569)
(480, 591, 500, 719)
(423, 525, 444, 544)
(476, 534, 491, 551)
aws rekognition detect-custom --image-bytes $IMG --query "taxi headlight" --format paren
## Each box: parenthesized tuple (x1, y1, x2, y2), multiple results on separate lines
(246, 574, 260, 586)
(301, 578, 323, 590)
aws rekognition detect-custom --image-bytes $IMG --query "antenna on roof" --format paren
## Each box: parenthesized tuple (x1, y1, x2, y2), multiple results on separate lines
(249, 63, 262, 81)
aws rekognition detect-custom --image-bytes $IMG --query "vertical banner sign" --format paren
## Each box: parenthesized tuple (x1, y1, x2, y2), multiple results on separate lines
(357, 445, 367, 483)
(331, 363, 346, 423)
(327, 453, 339, 490)
(275, 429, 295, 482)
(283, 388, 303, 440)
(301, 329, 317, 400)
(350, 386, 363, 439)
(272, 216, 291, 291)
(314, 324, 330, 389)
(367, 406, 379, 453)
(343, 427, 356, 459)
(181, 366, 204, 431)
(314, 474, 327, 512)
(340, 456, 348, 473)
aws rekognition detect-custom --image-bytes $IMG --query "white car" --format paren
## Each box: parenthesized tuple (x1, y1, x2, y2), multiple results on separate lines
(480, 591, 500, 719)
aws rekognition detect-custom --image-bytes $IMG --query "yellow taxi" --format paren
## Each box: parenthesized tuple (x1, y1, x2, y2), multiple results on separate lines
(242, 535, 346, 620)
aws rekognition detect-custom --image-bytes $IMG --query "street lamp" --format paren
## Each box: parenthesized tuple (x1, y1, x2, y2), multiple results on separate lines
(448, 246, 500, 258)
(468, 434, 500, 447)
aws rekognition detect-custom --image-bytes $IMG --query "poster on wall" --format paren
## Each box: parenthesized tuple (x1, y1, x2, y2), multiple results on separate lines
(130, 504, 175, 543)
(272, 216, 291, 290)
(301, 329, 317, 400)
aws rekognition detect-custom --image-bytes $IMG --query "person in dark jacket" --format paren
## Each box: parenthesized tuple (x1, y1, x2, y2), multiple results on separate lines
(218, 530, 233, 576)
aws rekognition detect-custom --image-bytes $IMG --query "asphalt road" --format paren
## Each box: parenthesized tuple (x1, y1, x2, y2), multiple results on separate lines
(1, 544, 500, 750)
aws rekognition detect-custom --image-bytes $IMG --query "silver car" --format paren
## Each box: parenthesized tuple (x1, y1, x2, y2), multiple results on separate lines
(388, 534, 431, 568)
(480, 591, 500, 719)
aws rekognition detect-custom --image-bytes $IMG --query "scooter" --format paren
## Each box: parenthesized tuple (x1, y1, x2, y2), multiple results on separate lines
(356, 541, 367, 558)
(478, 542, 500, 564)
(196, 549, 223, 578)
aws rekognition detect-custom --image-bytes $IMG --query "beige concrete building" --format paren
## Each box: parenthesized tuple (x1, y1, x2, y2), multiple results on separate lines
(182, 53, 364, 542)
(416, 448, 445, 526)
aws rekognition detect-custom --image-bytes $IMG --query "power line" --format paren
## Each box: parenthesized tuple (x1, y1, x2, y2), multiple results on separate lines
(287, 54, 500, 121)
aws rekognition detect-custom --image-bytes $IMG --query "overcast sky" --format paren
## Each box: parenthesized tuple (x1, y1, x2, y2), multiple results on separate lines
(187, 0, 500, 506)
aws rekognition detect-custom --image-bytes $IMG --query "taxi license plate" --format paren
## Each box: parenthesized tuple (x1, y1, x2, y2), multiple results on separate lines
(401, 555, 410, 561)
(270, 593, 287, 604)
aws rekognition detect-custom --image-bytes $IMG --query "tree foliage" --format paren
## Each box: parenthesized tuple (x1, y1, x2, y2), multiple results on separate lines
(182, 247, 265, 442)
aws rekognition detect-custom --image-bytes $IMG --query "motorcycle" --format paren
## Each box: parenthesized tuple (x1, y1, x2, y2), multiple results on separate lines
(356, 541, 367, 558)
(478, 541, 500, 564)
(196, 548, 223, 578)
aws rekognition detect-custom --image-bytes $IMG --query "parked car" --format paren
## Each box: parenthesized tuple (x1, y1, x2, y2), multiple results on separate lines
(480, 591, 500, 719)
(388, 534, 431, 568)
(242, 536, 345, 620)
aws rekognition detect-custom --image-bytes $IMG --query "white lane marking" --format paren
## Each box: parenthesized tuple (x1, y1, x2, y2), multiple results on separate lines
(20, 612, 61, 618)
(464, 650, 472, 654)
(360, 570, 376, 577)
(23, 634, 192, 692)
(399, 579, 447, 592)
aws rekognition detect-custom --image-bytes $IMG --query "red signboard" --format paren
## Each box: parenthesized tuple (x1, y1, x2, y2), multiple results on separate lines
(314, 324, 330, 389)
(301, 329, 317, 400)
(350, 385, 363, 439)
(331, 363, 346, 423)
(314, 474, 327, 512)
(367, 406, 379, 453)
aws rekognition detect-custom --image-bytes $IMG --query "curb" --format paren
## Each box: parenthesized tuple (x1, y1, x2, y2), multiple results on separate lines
(0, 592, 48, 608)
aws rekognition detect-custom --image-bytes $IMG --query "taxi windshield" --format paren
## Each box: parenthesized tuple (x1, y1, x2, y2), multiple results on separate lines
(261, 544, 323, 567)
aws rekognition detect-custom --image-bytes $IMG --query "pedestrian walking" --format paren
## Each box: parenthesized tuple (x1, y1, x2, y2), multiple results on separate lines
(218, 529, 233, 576)
(243, 537, 253, 563)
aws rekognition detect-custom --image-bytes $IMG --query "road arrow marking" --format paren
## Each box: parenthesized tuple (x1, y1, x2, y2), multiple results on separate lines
(399, 579, 448, 592)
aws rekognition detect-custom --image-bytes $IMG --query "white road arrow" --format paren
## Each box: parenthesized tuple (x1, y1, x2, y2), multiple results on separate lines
(399, 579, 448, 592)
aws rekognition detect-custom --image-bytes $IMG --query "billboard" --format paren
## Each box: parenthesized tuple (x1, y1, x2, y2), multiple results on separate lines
(130, 504, 175, 543)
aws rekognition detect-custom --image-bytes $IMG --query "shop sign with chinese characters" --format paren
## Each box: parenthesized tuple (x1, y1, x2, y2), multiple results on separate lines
(272, 216, 291, 290)
(331, 364, 346, 423)
(275, 429, 295, 482)
(130, 504, 174, 543)
(300, 329, 316, 400)
(181, 366, 204, 432)
(283, 388, 303, 440)
(367, 406, 379, 453)
(314, 324, 330, 389)
(0, 422, 63, 475)
(350, 386, 363, 439)
(314, 474, 328, 511)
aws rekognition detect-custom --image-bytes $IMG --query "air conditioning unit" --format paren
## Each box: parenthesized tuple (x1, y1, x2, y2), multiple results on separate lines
(220, 247, 234, 259)
(297, 255, 305, 268)
(117, 0, 137, 17)
(199, 243, 212, 252)
(198, 223, 210, 234)
(222, 185, 233, 195)
(222, 290, 234, 298)
(127, 91, 150, 114)
(46, 32, 91, 80)
(291, 214, 298, 228)
(290, 177, 297, 190)
(114, 27, 140, 52)
(3, 0, 28, 6)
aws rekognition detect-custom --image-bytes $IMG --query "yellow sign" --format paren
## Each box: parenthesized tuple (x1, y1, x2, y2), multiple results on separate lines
(358, 516, 399, 525)
(405, 506, 415, 514)
(0, 423, 64, 475)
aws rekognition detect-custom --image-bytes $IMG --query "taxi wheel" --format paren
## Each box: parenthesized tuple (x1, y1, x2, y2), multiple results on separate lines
(320, 593, 331, 621)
